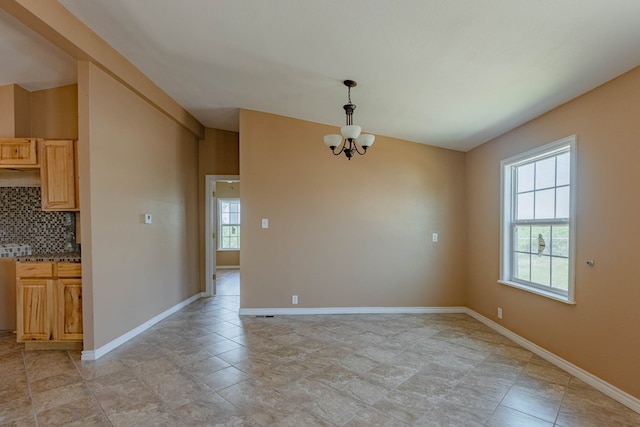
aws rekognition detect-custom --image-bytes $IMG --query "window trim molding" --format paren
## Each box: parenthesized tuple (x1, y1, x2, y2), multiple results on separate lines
(499, 135, 577, 303)
(217, 197, 240, 251)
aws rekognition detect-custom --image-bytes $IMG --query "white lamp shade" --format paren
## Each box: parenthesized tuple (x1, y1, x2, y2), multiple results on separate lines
(323, 134, 342, 148)
(341, 125, 361, 140)
(358, 134, 375, 148)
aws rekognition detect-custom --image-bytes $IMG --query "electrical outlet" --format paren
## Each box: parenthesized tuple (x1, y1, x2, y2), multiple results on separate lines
(292, 295, 298, 305)
(497, 307, 503, 319)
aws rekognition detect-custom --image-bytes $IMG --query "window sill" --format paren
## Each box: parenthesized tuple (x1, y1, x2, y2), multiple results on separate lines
(497, 280, 576, 305)
(217, 248, 240, 252)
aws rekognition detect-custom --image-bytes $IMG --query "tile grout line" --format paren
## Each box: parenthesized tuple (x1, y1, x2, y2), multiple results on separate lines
(67, 349, 114, 427)
(21, 348, 40, 427)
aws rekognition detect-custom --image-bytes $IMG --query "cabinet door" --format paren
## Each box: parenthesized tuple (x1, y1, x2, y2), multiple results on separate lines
(0, 138, 38, 165)
(40, 139, 77, 210)
(16, 279, 54, 341)
(55, 279, 83, 341)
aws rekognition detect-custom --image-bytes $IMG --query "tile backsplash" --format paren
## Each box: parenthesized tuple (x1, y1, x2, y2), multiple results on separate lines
(0, 187, 77, 254)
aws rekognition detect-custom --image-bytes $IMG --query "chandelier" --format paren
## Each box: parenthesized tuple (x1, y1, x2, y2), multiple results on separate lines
(324, 80, 375, 160)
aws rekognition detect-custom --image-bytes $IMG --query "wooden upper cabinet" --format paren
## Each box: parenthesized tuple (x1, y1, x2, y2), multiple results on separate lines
(0, 138, 39, 166)
(40, 139, 78, 211)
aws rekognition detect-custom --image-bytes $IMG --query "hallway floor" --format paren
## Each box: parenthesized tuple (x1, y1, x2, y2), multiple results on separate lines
(215, 269, 239, 296)
(0, 294, 638, 426)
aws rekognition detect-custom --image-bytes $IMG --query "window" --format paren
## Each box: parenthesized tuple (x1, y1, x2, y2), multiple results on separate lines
(218, 199, 240, 250)
(499, 136, 576, 303)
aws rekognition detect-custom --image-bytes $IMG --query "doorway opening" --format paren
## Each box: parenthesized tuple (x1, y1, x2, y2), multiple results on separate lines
(205, 175, 240, 297)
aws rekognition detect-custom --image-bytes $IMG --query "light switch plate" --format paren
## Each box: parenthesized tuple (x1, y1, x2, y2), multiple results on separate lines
(144, 213, 152, 224)
(432, 233, 438, 242)
(261, 218, 269, 229)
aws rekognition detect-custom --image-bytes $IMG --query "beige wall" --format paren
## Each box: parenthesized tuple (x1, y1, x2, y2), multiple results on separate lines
(216, 181, 240, 267)
(466, 66, 640, 398)
(217, 251, 239, 267)
(0, 83, 76, 139)
(0, 260, 16, 331)
(0, 85, 13, 137)
(199, 128, 240, 176)
(13, 85, 31, 137)
(78, 62, 200, 350)
(31, 84, 78, 139)
(0, 84, 31, 138)
(239, 109, 467, 309)
(216, 181, 240, 198)
(198, 128, 240, 289)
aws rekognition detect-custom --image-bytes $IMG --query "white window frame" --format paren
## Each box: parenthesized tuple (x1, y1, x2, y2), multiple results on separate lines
(218, 198, 240, 251)
(499, 135, 577, 304)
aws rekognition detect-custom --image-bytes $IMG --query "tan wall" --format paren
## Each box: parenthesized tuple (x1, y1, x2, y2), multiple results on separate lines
(199, 128, 240, 176)
(239, 109, 467, 309)
(217, 251, 240, 267)
(31, 84, 78, 139)
(78, 62, 199, 349)
(216, 181, 240, 267)
(0, 85, 12, 137)
(0, 259, 16, 331)
(0, 84, 31, 138)
(466, 66, 640, 399)
(0, 83, 76, 139)
(13, 85, 31, 137)
(216, 181, 240, 198)
(198, 128, 240, 290)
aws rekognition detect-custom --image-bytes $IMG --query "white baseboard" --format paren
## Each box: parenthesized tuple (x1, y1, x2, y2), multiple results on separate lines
(216, 265, 240, 270)
(81, 292, 205, 361)
(465, 308, 640, 414)
(239, 306, 467, 316)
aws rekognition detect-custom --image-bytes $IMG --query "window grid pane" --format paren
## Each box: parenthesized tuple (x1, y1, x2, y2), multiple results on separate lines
(219, 199, 240, 250)
(513, 221, 569, 289)
(510, 148, 571, 294)
(534, 157, 556, 190)
(503, 139, 573, 300)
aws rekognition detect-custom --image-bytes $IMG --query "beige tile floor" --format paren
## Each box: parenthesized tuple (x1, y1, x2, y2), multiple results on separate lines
(214, 269, 240, 296)
(1, 273, 638, 426)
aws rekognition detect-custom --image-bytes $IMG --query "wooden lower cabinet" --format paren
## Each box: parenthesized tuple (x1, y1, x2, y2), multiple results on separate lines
(56, 278, 83, 341)
(16, 279, 54, 341)
(16, 262, 82, 348)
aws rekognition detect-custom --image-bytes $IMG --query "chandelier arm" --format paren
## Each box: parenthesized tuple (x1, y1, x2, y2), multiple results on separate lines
(331, 141, 346, 156)
(352, 140, 367, 156)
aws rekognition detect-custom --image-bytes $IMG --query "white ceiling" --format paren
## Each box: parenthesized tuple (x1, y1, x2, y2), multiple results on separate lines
(4, 1, 640, 151)
(0, 9, 76, 91)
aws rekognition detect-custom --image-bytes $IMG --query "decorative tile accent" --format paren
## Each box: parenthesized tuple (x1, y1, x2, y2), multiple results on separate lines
(0, 187, 76, 254)
(0, 244, 32, 258)
(15, 253, 81, 262)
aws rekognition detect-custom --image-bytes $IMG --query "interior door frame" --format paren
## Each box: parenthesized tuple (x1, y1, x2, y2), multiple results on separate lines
(205, 174, 240, 297)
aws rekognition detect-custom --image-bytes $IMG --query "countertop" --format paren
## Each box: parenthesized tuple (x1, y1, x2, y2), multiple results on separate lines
(15, 252, 81, 262)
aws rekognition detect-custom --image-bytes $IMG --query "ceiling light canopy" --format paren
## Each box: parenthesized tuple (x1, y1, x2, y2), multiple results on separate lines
(324, 80, 375, 160)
